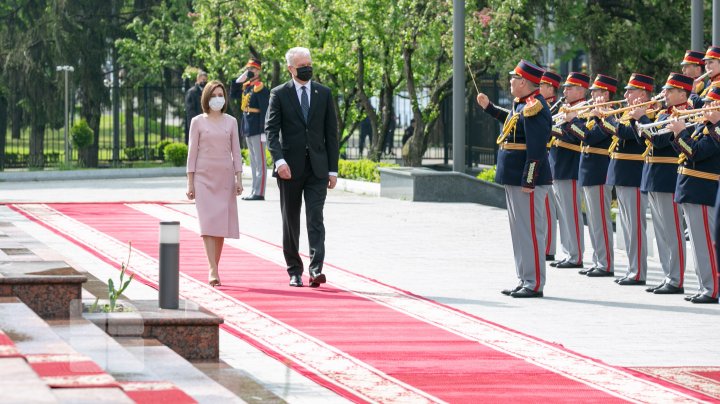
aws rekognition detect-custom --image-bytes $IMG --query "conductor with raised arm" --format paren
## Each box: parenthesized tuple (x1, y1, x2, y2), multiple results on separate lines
(476, 60, 552, 298)
(265, 47, 339, 288)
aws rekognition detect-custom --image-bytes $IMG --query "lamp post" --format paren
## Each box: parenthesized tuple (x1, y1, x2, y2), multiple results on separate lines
(56, 65, 74, 165)
(159, 221, 180, 309)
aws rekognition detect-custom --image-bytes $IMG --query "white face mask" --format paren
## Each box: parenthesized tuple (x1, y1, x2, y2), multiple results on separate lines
(209, 96, 225, 111)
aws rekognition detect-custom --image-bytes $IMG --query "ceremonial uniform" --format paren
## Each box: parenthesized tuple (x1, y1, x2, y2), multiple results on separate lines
(482, 60, 552, 297)
(681, 50, 710, 108)
(540, 70, 563, 261)
(230, 58, 271, 199)
(564, 74, 617, 275)
(690, 46, 720, 109)
(672, 87, 720, 304)
(636, 74, 694, 292)
(602, 73, 655, 284)
(549, 72, 589, 268)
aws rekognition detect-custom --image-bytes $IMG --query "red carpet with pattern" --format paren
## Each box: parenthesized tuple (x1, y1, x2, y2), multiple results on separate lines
(10, 202, 717, 403)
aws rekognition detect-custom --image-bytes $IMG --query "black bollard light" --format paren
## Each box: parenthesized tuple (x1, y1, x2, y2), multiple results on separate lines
(159, 221, 180, 309)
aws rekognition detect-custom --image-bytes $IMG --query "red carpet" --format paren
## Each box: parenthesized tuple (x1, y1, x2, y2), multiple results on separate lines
(10, 202, 715, 403)
(632, 367, 720, 400)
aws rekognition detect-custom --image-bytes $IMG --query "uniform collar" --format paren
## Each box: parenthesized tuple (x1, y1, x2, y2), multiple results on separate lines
(515, 89, 540, 104)
(569, 97, 586, 106)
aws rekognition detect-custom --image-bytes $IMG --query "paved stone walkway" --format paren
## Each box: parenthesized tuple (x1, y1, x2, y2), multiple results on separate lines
(2, 173, 719, 401)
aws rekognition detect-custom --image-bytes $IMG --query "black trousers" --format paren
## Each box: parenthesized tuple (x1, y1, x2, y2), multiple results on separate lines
(277, 156, 327, 277)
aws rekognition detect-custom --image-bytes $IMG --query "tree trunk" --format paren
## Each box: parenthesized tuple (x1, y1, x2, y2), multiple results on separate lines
(28, 122, 45, 168)
(402, 47, 425, 167)
(0, 94, 7, 171)
(125, 89, 135, 147)
(83, 113, 100, 167)
(11, 103, 21, 140)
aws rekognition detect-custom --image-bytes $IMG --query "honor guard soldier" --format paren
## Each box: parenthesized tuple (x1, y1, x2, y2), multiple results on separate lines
(476, 60, 552, 298)
(564, 74, 618, 277)
(668, 87, 720, 304)
(637, 73, 692, 293)
(539, 70, 563, 262)
(690, 46, 720, 108)
(681, 50, 709, 108)
(601, 73, 655, 285)
(231, 58, 271, 200)
(549, 72, 590, 270)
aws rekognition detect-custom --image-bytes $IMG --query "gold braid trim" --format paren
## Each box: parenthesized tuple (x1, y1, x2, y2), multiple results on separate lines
(497, 113, 519, 144)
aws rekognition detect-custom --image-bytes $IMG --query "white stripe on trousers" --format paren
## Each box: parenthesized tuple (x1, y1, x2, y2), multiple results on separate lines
(615, 186, 648, 281)
(583, 185, 614, 272)
(552, 179, 584, 264)
(648, 192, 686, 287)
(682, 203, 718, 298)
(545, 187, 557, 256)
(246, 135, 267, 197)
(505, 185, 548, 291)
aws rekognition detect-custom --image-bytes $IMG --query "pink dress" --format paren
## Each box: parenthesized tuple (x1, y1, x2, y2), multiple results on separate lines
(187, 113, 243, 238)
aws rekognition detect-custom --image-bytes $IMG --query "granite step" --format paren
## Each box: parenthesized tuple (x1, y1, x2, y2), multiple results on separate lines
(0, 261, 86, 319)
(48, 317, 240, 403)
(0, 297, 133, 403)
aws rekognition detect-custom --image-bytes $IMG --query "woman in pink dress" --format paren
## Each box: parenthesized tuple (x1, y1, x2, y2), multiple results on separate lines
(186, 80, 243, 287)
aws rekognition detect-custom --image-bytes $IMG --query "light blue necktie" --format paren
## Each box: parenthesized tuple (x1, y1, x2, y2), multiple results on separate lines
(301, 86, 309, 122)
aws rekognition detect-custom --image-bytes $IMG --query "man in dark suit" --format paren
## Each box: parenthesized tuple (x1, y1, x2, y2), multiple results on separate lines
(265, 47, 339, 288)
(184, 70, 207, 144)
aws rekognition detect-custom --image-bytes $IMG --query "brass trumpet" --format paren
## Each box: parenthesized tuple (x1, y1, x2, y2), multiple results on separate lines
(635, 114, 706, 136)
(552, 99, 626, 123)
(694, 71, 710, 82)
(671, 104, 720, 117)
(599, 97, 664, 118)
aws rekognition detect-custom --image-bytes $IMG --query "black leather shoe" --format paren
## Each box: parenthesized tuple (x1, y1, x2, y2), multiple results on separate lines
(510, 287, 544, 298)
(690, 294, 719, 304)
(289, 274, 303, 287)
(501, 285, 523, 296)
(308, 271, 326, 288)
(586, 268, 614, 277)
(617, 278, 646, 286)
(614, 277, 627, 284)
(555, 260, 583, 269)
(549, 259, 565, 267)
(645, 282, 665, 293)
(545, 254, 555, 261)
(684, 293, 700, 301)
(242, 195, 265, 201)
(578, 267, 595, 275)
(653, 284, 684, 294)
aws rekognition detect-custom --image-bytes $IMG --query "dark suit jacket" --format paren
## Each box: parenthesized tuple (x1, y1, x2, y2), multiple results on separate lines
(265, 80, 339, 179)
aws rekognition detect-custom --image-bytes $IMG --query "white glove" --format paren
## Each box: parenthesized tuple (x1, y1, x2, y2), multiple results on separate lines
(236, 71, 248, 83)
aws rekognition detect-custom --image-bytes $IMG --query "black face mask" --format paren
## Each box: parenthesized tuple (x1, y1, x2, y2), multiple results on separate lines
(198, 81, 207, 89)
(295, 66, 313, 82)
(246, 70, 255, 80)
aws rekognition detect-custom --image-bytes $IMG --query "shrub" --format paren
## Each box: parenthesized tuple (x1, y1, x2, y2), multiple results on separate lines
(164, 142, 188, 166)
(124, 146, 146, 161)
(476, 166, 496, 183)
(338, 159, 399, 183)
(265, 148, 274, 168)
(241, 147, 274, 168)
(156, 139, 173, 161)
(71, 119, 94, 149)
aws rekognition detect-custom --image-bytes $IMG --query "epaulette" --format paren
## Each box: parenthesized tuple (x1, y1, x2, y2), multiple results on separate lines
(585, 119, 596, 130)
(694, 80, 705, 95)
(253, 82, 265, 93)
(523, 96, 542, 117)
